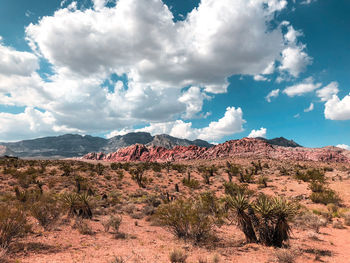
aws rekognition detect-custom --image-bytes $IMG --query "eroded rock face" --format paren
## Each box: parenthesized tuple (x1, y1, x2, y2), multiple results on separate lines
(82, 138, 350, 163)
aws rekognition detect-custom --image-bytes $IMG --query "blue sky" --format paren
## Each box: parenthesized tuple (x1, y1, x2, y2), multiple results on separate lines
(0, 0, 349, 148)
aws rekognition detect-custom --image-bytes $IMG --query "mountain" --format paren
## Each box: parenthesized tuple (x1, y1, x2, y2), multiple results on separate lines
(256, 137, 302, 147)
(0, 132, 214, 158)
(83, 137, 350, 163)
(0, 145, 15, 157)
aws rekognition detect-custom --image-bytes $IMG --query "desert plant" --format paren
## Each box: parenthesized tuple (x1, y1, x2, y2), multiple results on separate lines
(156, 198, 216, 243)
(73, 218, 93, 235)
(310, 188, 340, 205)
(198, 165, 217, 185)
(225, 192, 257, 243)
(0, 205, 29, 249)
(275, 248, 295, 263)
(169, 249, 188, 263)
(30, 193, 62, 230)
(103, 215, 122, 233)
(61, 192, 93, 219)
(225, 162, 240, 182)
(130, 167, 147, 188)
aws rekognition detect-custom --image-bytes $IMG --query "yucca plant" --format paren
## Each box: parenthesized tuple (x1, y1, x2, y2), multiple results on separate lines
(272, 197, 298, 247)
(61, 192, 93, 219)
(253, 194, 275, 245)
(226, 192, 257, 243)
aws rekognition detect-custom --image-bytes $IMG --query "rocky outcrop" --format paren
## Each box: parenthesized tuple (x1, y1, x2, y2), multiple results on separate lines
(83, 137, 350, 163)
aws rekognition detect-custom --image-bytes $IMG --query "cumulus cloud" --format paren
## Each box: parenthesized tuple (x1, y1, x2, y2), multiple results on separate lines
(284, 25, 303, 44)
(283, 77, 322, 97)
(304, 102, 314, 112)
(0, 107, 81, 141)
(0, 0, 305, 141)
(316, 81, 339, 102)
(265, 89, 280, 102)
(107, 107, 245, 141)
(337, 144, 350, 150)
(279, 45, 312, 77)
(0, 39, 38, 76)
(248, 127, 267, 138)
(324, 93, 350, 120)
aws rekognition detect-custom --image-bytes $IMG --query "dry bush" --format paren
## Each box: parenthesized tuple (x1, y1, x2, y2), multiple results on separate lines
(294, 212, 327, 233)
(30, 193, 62, 230)
(332, 220, 345, 229)
(0, 205, 29, 249)
(343, 212, 350, 226)
(73, 219, 94, 235)
(275, 249, 295, 263)
(102, 215, 122, 233)
(169, 249, 188, 263)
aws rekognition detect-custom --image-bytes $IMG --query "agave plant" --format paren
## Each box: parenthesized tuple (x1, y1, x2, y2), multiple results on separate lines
(226, 192, 257, 243)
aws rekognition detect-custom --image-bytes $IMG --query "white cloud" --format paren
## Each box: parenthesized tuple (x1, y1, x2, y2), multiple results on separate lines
(262, 61, 275, 75)
(336, 144, 350, 150)
(279, 46, 312, 77)
(0, 107, 81, 141)
(0, 0, 304, 141)
(301, 0, 317, 5)
(0, 40, 38, 76)
(178, 87, 210, 119)
(107, 107, 245, 141)
(254, 75, 268, 82)
(265, 89, 280, 102)
(316, 81, 339, 102)
(283, 77, 322, 97)
(304, 102, 314, 112)
(284, 25, 303, 44)
(248, 127, 267, 138)
(324, 94, 350, 120)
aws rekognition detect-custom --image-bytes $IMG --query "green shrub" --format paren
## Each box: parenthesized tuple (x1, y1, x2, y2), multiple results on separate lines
(155, 197, 217, 243)
(310, 189, 340, 205)
(61, 192, 93, 219)
(295, 169, 325, 183)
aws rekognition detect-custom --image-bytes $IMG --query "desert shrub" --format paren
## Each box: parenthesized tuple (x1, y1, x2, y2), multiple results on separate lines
(0, 205, 29, 249)
(130, 167, 147, 188)
(171, 164, 187, 173)
(96, 163, 105, 175)
(61, 192, 93, 219)
(343, 213, 350, 226)
(111, 256, 126, 263)
(73, 219, 93, 235)
(294, 212, 327, 233)
(182, 177, 200, 189)
(310, 188, 340, 205)
(169, 249, 188, 263)
(156, 197, 218, 243)
(103, 215, 122, 233)
(257, 175, 268, 188)
(198, 165, 217, 185)
(309, 181, 326, 193)
(275, 249, 295, 263)
(295, 169, 325, 183)
(110, 163, 122, 170)
(30, 193, 62, 230)
(224, 182, 251, 196)
(225, 162, 241, 182)
(332, 220, 344, 229)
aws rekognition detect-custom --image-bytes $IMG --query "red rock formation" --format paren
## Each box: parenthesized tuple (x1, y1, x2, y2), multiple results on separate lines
(82, 138, 350, 163)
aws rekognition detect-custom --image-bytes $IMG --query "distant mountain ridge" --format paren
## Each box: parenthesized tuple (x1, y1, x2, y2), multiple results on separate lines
(256, 137, 302, 148)
(0, 132, 213, 158)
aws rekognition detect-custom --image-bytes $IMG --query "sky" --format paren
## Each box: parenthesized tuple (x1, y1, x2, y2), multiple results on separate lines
(0, 0, 349, 148)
